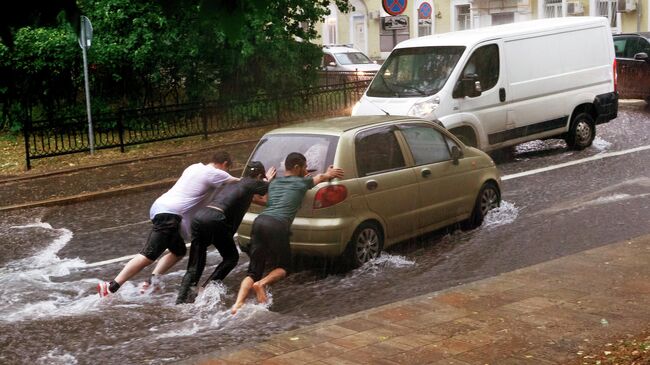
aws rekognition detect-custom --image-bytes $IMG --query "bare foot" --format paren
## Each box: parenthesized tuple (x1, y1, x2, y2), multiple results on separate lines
(252, 282, 267, 304)
(231, 302, 244, 315)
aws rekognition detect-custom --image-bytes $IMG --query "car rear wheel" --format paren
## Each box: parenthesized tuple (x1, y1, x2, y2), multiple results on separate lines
(566, 112, 595, 150)
(461, 182, 501, 230)
(344, 222, 383, 269)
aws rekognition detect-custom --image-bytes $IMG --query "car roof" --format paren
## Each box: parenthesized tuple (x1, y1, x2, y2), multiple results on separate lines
(395, 17, 609, 50)
(323, 45, 363, 54)
(264, 116, 429, 136)
(613, 32, 650, 39)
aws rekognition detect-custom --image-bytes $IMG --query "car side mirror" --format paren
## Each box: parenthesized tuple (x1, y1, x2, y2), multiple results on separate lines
(328, 61, 336, 67)
(451, 145, 463, 165)
(633, 52, 649, 62)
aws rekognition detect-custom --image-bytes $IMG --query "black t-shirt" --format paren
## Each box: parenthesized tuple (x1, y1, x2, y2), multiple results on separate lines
(208, 177, 269, 231)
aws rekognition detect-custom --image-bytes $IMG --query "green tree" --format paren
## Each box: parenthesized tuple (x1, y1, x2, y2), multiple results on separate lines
(0, 0, 351, 131)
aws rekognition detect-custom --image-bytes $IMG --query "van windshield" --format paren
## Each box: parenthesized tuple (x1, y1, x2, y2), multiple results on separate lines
(249, 134, 339, 176)
(367, 46, 465, 97)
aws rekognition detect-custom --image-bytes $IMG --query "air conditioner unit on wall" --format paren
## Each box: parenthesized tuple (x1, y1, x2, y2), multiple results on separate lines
(618, 0, 636, 12)
(567, 2, 584, 14)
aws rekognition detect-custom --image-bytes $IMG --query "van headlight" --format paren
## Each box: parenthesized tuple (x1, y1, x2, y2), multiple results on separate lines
(408, 96, 440, 118)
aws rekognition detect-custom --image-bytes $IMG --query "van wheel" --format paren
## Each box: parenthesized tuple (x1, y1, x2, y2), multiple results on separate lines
(344, 222, 383, 269)
(461, 182, 501, 230)
(566, 113, 595, 150)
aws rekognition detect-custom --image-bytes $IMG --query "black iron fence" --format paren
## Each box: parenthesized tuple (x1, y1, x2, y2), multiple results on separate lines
(23, 78, 371, 169)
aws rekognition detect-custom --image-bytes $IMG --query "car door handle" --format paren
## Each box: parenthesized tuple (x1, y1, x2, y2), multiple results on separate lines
(366, 180, 378, 190)
(499, 88, 506, 102)
(421, 169, 432, 178)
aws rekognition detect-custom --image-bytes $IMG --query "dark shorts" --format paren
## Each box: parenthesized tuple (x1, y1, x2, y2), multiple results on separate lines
(140, 213, 187, 261)
(246, 215, 291, 282)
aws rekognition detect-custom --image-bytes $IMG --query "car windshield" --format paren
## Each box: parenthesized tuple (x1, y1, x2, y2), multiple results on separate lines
(367, 46, 465, 97)
(249, 134, 339, 176)
(334, 52, 373, 65)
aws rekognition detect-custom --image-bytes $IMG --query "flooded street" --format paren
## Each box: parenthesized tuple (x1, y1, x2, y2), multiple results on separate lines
(1, 107, 649, 364)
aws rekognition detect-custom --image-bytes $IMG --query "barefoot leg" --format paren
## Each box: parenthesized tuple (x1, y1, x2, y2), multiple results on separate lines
(232, 276, 254, 315)
(252, 282, 267, 304)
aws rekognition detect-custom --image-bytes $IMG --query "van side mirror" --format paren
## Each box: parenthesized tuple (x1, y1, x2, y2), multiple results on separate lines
(453, 74, 482, 98)
(634, 52, 649, 62)
(451, 145, 463, 165)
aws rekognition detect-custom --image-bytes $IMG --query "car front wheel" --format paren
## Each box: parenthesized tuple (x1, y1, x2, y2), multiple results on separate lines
(461, 182, 501, 230)
(345, 222, 383, 269)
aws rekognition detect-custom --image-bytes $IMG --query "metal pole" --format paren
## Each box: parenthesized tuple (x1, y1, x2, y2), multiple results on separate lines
(81, 18, 95, 154)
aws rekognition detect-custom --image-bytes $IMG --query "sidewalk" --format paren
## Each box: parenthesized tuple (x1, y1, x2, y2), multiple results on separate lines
(183, 235, 650, 365)
(0, 138, 258, 211)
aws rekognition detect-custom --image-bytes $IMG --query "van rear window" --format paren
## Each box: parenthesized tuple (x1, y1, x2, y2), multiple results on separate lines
(368, 46, 465, 97)
(249, 134, 339, 175)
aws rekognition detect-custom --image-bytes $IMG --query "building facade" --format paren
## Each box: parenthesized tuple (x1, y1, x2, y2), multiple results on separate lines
(317, 0, 649, 60)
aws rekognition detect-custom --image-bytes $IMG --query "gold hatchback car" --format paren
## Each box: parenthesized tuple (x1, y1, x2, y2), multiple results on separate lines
(237, 115, 501, 267)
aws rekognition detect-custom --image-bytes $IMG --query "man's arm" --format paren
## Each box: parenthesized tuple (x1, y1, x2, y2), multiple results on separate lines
(312, 165, 344, 185)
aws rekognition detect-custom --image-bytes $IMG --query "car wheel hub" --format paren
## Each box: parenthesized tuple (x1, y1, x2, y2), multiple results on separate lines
(575, 120, 591, 145)
(356, 228, 379, 264)
(480, 188, 499, 216)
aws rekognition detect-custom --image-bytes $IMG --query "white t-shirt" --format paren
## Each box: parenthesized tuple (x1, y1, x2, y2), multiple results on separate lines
(150, 163, 232, 220)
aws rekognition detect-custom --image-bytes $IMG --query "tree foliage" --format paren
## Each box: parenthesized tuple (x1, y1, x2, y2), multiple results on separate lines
(0, 0, 350, 131)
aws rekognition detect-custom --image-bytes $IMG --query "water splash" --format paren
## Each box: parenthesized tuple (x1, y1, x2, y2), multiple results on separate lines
(483, 200, 518, 228)
(0, 222, 91, 322)
(592, 136, 612, 151)
(36, 349, 78, 365)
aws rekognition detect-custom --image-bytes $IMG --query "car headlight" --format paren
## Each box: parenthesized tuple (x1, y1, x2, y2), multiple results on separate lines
(351, 101, 361, 115)
(408, 96, 440, 118)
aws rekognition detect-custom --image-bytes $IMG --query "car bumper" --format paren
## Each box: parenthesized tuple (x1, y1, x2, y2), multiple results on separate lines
(236, 214, 357, 257)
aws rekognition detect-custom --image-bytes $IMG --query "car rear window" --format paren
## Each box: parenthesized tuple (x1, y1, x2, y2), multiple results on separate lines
(249, 134, 339, 175)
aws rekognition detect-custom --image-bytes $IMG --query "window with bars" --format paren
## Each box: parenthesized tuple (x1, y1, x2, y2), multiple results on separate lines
(544, 0, 563, 17)
(596, 0, 618, 27)
(457, 5, 471, 30)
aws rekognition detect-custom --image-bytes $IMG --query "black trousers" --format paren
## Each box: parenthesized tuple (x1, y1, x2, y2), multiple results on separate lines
(176, 208, 238, 304)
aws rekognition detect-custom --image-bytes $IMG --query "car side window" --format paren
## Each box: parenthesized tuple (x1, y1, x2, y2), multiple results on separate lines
(356, 127, 406, 176)
(400, 124, 451, 165)
(639, 38, 650, 54)
(460, 44, 500, 91)
(324, 54, 336, 66)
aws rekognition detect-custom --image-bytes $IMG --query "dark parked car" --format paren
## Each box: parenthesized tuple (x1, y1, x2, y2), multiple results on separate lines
(613, 33, 650, 102)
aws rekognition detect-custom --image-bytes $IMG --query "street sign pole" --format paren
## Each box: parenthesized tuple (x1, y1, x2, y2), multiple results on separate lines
(79, 16, 94, 154)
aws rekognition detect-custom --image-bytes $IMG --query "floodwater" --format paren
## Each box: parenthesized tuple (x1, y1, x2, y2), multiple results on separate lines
(0, 199, 519, 364)
(1, 107, 648, 364)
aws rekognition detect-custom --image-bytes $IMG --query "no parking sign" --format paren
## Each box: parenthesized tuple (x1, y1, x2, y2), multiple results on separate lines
(383, 0, 408, 16)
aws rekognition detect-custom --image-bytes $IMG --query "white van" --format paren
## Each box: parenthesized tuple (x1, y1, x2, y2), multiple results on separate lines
(352, 17, 618, 151)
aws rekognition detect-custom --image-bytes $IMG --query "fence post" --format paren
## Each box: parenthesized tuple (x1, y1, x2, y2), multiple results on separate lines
(23, 117, 31, 170)
(118, 110, 125, 153)
(202, 103, 208, 140)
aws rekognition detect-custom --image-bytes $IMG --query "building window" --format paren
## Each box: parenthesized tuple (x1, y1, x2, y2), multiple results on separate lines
(596, 0, 618, 28)
(457, 5, 471, 30)
(491, 12, 515, 25)
(325, 18, 337, 44)
(544, 0, 563, 17)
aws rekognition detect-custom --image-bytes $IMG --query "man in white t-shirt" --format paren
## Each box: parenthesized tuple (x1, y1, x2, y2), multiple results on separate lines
(98, 151, 238, 297)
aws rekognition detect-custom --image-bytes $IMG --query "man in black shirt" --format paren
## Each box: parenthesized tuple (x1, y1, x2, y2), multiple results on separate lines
(176, 161, 275, 304)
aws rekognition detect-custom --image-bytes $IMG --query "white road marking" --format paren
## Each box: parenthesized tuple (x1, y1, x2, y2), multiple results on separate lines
(84, 144, 650, 269)
(501, 144, 650, 181)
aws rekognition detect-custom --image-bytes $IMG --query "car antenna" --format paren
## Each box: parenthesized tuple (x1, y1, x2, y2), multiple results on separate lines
(366, 98, 390, 115)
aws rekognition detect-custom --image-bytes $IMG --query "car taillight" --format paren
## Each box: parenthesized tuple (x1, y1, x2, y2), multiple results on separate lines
(313, 185, 347, 209)
(613, 58, 618, 92)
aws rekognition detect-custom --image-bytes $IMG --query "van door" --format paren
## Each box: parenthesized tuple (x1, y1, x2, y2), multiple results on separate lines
(355, 126, 419, 241)
(454, 42, 507, 148)
(398, 123, 475, 230)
